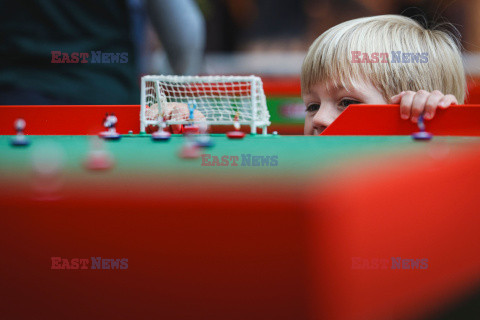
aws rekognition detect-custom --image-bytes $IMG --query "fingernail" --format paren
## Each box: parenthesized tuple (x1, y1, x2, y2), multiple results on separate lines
(401, 114, 408, 120)
(424, 112, 431, 120)
(412, 116, 418, 123)
(438, 102, 446, 108)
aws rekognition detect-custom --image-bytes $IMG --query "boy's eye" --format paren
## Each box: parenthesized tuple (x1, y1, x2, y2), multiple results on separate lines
(339, 99, 360, 109)
(306, 104, 320, 112)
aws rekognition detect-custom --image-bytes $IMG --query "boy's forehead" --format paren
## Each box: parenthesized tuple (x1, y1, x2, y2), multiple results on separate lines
(305, 80, 351, 94)
(303, 79, 383, 100)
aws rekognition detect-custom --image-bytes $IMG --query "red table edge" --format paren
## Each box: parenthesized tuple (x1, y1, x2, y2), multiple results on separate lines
(322, 104, 480, 136)
(1, 104, 480, 136)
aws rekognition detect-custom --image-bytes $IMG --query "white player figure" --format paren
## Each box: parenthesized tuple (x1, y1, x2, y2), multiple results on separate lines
(151, 115, 172, 141)
(100, 113, 121, 140)
(193, 120, 214, 148)
(10, 118, 30, 146)
(106, 114, 117, 134)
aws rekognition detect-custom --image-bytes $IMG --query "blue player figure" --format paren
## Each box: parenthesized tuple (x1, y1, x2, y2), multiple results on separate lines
(412, 114, 433, 141)
(183, 100, 200, 135)
(188, 101, 196, 121)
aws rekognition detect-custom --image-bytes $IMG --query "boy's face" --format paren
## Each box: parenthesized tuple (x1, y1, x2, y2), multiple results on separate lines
(303, 80, 387, 135)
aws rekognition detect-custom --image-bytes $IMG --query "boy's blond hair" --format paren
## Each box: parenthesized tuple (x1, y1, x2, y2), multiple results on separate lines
(301, 15, 466, 103)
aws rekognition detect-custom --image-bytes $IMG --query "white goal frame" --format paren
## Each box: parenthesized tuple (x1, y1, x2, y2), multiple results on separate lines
(140, 75, 271, 134)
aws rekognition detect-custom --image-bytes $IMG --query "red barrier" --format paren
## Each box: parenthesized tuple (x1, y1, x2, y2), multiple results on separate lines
(1, 141, 480, 318)
(308, 142, 480, 319)
(0, 177, 309, 320)
(0, 105, 140, 135)
(2, 104, 480, 136)
(322, 104, 480, 136)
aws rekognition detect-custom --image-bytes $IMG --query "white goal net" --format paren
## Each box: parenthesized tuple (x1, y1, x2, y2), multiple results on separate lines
(140, 75, 271, 134)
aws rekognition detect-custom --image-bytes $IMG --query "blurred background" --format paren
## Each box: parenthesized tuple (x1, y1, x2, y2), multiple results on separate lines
(145, 0, 480, 75)
(139, 0, 480, 133)
(2, 0, 480, 133)
(140, 0, 480, 132)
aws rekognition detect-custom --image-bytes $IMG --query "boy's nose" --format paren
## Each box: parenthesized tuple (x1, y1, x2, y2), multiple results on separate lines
(312, 108, 334, 134)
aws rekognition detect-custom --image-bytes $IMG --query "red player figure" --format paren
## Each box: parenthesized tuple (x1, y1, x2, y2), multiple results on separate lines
(226, 111, 246, 139)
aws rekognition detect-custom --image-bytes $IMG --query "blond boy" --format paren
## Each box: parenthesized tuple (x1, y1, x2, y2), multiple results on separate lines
(301, 15, 465, 135)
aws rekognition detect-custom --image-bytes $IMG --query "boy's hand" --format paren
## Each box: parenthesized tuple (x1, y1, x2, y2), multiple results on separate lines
(145, 102, 206, 133)
(390, 90, 457, 122)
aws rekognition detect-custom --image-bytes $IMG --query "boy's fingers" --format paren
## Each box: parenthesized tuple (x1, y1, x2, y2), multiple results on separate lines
(194, 110, 206, 121)
(163, 103, 176, 119)
(170, 104, 189, 120)
(163, 102, 188, 119)
(170, 104, 206, 120)
(399, 91, 415, 120)
(438, 95, 458, 109)
(390, 91, 406, 104)
(166, 104, 189, 133)
(170, 104, 206, 133)
(424, 91, 443, 120)
(160, 103, 206, 134)
(410, 90, 429, 122)
(171, 106, 184, 133)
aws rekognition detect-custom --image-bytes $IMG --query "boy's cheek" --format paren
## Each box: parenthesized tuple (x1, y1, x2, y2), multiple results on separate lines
(304, 117, 314, 135)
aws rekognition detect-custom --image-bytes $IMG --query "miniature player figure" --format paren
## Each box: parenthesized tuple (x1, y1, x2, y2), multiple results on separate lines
(15, 118, 26, 134)
(193, 120, 214, 148)
(412, 114, 433, 141)
(84, 136, 114, 170)
(106, 114, 118, 133)
(227, 111, 246, 139)
(151, 115, 172, 141)
(233, 111, 241, 131)
(10, 118, 30, 146)
(100, 113, 121, 140)
(188, 101, 196, 121)
(179, 133, 201, 159)
(183, 101, 200, 135)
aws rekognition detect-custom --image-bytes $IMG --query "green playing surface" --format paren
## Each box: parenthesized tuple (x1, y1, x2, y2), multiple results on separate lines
(2, 135, 479, 183)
